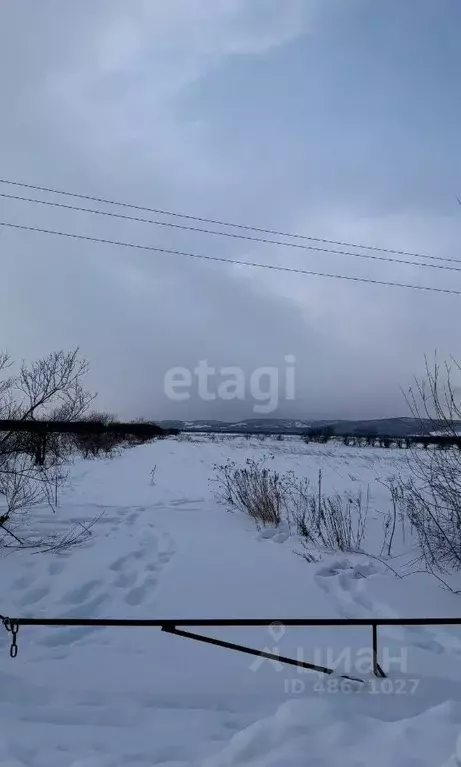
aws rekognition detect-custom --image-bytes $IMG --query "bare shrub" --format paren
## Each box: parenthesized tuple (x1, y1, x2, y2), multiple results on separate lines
(402, 355, 461, 572)
(0, 348, 96, 552)
(213, 459, 369, 554)
(213, 457, 286, 527)
(70, 411, 120, 459)
(304, 426, 334, 444)
(401, 467, 461, 572)
(288, 472, 369, 555)
(377, 476, 407, 557)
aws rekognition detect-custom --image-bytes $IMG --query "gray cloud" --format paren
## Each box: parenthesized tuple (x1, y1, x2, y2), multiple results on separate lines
(1, 0, 461, 421)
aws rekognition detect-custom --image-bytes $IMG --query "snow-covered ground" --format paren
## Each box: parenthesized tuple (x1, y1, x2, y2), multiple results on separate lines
(2, 434, 461, 766)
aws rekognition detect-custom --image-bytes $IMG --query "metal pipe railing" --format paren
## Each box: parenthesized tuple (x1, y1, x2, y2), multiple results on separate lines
(3, 614, 461, 680)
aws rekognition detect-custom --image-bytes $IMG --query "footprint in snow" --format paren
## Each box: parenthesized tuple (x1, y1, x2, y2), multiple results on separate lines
(316, 558, 461, 660)
(12, 572, 36, 590)
(132, 549, 147, 561)
(48, 560, 66, 576)
(124, 575, 158, 606)
(113, 570, 138, 588)
(38, 625, 102, 648)
(58, 593, 109, 619)
(18, 584, 50, 607)
(109, 554, 131, 572)
(62, 579, 102, 605)
(37, 594, 110, 648)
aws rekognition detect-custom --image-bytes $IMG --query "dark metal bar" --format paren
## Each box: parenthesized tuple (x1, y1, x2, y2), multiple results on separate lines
(162, 625, 364, 683)
(372, 623, 386, 678)
(372, 623, 378, 676)
(4, 615, 461, 678)
(8, 616, 461, 627)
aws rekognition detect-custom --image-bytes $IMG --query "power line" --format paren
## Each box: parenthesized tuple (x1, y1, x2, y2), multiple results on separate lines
(2, 190, 461, 275)
(1, 219, 460, 296)
(0, 177, 453, 265)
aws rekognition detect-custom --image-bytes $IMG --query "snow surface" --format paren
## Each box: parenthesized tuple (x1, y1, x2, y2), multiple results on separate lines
(1, 434, 461, 766)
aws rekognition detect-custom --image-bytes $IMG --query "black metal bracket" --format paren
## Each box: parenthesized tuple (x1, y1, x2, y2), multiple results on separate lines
(372, 624, 386, 677)
(162, 624, 367, 682)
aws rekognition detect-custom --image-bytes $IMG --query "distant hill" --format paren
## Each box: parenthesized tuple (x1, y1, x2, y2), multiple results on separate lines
(158, 417, 461, 437)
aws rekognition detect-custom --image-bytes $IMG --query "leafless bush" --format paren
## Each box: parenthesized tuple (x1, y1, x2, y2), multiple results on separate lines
(400, 467, 461, 572)
(377, 476, 407, 557)
(0, 513, 100, 554)
(0, 348, 96, 551)
(70, 411, 121, 459)
(213, 457, 286, 527)
(402, 355, 461, 572)
(288, 471, 369, 554)
(69, 412, 162, 458)
(213, 459, 369, 553)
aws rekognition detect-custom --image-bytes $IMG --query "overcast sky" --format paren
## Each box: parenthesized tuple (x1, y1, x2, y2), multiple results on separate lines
(1, 0, 461, 421)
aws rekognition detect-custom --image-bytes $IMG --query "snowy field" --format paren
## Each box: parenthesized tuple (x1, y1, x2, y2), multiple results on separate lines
(2, 434, 461, 766)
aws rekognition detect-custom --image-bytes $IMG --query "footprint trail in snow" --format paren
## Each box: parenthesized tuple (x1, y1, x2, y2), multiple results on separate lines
(315, 558, 461, 663)
(8, 504, 176, 652)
